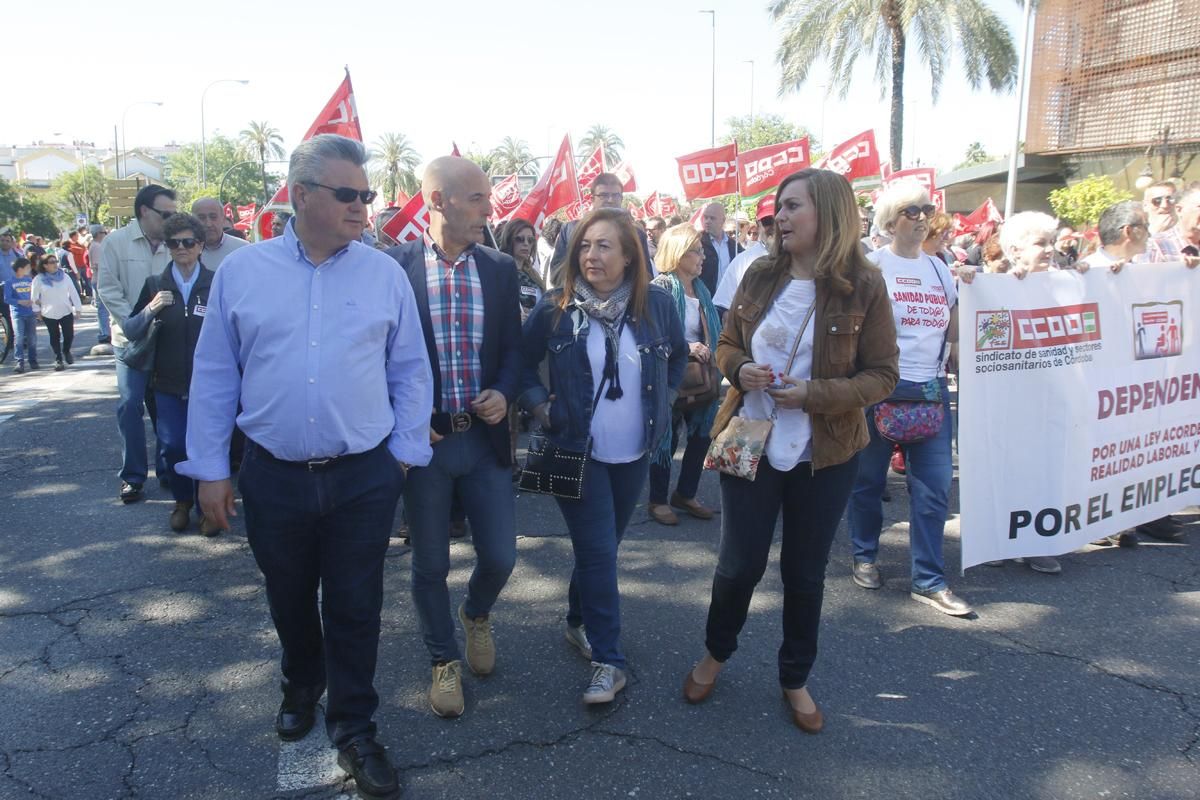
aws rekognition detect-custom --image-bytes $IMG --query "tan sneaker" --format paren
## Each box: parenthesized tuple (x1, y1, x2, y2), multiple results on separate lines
(430, 660, 464, 718)
(458, 604, 495, 675)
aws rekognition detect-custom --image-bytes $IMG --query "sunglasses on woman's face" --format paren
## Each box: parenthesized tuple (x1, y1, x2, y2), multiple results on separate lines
(513, 235, 536, 245)
(304, 182, 378, 204)
(899, 204, 937, 220)
(166, 237, 200, 249)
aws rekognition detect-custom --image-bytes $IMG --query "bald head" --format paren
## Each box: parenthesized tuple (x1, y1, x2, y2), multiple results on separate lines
(701, 202, 726, 238)
(191, 197, 227, 247)
(422, 156, 494, 257)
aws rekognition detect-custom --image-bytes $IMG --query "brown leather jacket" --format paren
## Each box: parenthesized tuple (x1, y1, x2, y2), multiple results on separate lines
(713, 256, 899, 470)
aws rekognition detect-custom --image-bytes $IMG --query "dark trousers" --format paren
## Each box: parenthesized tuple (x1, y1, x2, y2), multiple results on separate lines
(42, 315, 74, 360)
(704, 454, 859, 689)
(154, 391, 196, 505)
(404, 424, 516, 664)
(648, 410, 710, 504)
(0, 297, 11, 356)
(239, 439, 404, 748)
(557, 455, 649, 669)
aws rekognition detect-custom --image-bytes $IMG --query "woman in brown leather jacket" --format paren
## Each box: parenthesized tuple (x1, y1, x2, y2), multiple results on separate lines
(681, 169, 899, 733)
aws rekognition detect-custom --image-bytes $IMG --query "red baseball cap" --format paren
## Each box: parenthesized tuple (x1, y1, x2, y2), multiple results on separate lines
(756, 194, 776, 220)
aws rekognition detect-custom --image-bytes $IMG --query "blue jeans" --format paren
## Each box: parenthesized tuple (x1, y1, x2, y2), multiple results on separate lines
(404, 424, 516, 665)
(13, 315, 37, 364)
(113, 346, 165, 485)
(705, 454, 859, 689)
(557, 455, 649, 670)
(847, 378, 953, 593)
(239, 438, 403, 748)
(97, 300, 111, 340)
(154, 391, 196, 505)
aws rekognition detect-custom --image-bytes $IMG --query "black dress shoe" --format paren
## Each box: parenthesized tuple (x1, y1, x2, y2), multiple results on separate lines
(120, 482, 144, 503)
(275, 684, 324, 741)
(1137, 516, 1184, 541)
(338, 737, 400, 799)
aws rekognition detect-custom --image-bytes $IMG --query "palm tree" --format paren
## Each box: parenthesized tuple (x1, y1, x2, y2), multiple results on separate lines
(578, 125, 624, 164)
(370, 133, 421, 203)
(239, 121, 285, 204)
(770, 0, 1018, 169)
(489, 137, 535, 176)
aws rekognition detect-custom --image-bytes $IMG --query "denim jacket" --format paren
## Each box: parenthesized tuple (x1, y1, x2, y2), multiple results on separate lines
(519, 284, 687, 454)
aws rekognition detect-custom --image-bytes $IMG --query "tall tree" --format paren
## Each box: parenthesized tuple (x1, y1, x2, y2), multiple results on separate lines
(721, 113, 817, 153)
(955, 141, 994, 169)
(771, 0, 1018, 168)
(489, 137, 535, 176)
(0, 178, 59, 236)
(578, 125, 624, 164)
(52, 165, 108, 223)
(370, 133, 421, 203)
(165, 135, 273, 208)
(239, 121, 286, 204)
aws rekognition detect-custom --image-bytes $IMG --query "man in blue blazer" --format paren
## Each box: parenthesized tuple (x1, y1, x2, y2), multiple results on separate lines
(385, 157, 522, 721)
(547, 172, 653, 288)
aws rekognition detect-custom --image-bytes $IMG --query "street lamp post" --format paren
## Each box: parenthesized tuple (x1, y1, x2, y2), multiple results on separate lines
(201, 79, 250, 187)
(700, 9, 715, 147)
(743, 60, 755, 124)
(120, 101, 163, 179)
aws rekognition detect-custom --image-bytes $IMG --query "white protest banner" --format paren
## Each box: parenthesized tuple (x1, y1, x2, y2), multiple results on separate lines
(958, 264, 1200, 569)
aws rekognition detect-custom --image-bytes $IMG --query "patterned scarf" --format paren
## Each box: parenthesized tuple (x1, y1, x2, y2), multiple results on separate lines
(41, 268, 66, 285)
(572, 278, 633, 400)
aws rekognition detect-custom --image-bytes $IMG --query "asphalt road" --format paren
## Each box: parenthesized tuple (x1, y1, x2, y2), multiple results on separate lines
(1, 305, 1197, 800)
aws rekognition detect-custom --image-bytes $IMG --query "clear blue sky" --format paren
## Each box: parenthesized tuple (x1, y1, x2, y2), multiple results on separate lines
(8, 0, 1027, 197)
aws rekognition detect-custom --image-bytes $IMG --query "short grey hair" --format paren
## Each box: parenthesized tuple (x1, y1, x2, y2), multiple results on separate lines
(872, 180, 930, 231)
(999, 211, 1058, 254)
(1097, 200, 1145, 246)
(287, 134, 369, 196)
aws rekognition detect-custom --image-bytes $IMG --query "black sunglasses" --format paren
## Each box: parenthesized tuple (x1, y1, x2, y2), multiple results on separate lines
(304, 182, 377, 204)
(899, 204, 937, 220)
(513, 235, 537, 245)
(166, 237, 200, 249)
(152, 208, 175, 220)
(1150, 195, 1176, 208)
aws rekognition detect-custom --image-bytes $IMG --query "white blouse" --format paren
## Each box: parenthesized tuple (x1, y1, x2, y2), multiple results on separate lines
(587, 321, 645, 464)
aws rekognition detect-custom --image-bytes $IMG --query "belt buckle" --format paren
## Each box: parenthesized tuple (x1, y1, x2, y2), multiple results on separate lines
(305, 457, 333, 471)
(450, 412, 472, 433)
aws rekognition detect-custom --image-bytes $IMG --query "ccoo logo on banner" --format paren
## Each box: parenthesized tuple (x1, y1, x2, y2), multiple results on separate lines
(736, 138, 810, 196)
(676, 143, 739, 201)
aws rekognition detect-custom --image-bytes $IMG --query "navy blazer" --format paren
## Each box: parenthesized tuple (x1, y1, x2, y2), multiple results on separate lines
(386, 239, 523, 465)
(700, 232, 741, 296)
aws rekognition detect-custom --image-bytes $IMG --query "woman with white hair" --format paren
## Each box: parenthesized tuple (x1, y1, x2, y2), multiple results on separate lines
(845, 181, 972, 616)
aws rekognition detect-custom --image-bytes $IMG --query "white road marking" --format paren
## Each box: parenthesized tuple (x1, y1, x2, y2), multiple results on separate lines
(275, 706, 347, 793)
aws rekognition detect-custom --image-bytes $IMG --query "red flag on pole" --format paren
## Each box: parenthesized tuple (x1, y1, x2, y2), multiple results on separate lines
(643, 191, 661, 218)
(380, 191, 431, 243)
(612, 161, 637, 192)
(953, 198, 1004, 235)
(489, 173, 523, 221)
(736, 138, 810, 197)
(236, 203, 256, 222)
(932, 189, 946, 213)
(507, 135, 581, 225)
(676, 143, 739, 201)
(301, 72, 362, 142)
(883, 167, 936, 194)
(659, 195, 679, 219)
(223, 202, 234, 222)
(814, 130, 881, 182)
(688, 206, 704, 231)
(394, 189, 411, 208)
(577, 144, 606, 191)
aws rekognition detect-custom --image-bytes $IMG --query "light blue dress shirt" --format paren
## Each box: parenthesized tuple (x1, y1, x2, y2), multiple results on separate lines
(177, 221, 433, 482)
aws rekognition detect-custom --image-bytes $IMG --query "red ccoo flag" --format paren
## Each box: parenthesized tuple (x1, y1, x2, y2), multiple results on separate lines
(658, 195, 679, 219)
(688, 206, 704, 231)
(507, 135, 580, 226)
(612, 160, 637, 192)
(883, 167, 936, 194)
(381, 191, 431, 243)
(953, 197, 1003, 235)
(489, 173, 523, 221)
(577, 143, 606, 191)
(736, 138, 810, 197)
(643, 191, 661, 218)
(676, 143, 739, 201)
(301, 72, 362, 142)
(814, 130, 881, 182)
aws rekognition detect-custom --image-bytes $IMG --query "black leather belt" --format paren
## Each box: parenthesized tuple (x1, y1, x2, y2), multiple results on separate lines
(247, 439, 382, 472)
(430, 412, 482, 436)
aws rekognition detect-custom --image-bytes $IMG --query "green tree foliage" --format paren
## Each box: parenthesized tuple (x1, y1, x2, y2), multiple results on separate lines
(771, 0, 1018, 168)
(240, 121, 286, 204)
(165, 135, 272, 208)
(955, 141, 994, 169)
(489, 137, 535, 176)
(0, 179, 59, 236)
(1048, 175, 1133, 229)
(52, 165, 108, 223)
(463, 149, 497, 176)
(578, 125, 624, 164)
(370, 133, 421, 202)
(721, 113, 817, 153)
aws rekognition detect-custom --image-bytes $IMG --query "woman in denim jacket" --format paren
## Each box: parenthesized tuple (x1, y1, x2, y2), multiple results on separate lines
(520, 208, 686, 705)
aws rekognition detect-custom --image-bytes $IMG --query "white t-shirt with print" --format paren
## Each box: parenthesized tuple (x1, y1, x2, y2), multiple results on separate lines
(868, 248, 956, 382)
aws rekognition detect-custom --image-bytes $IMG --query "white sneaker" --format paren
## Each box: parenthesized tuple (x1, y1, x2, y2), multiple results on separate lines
(582, 662, 626, 704)
(564, 623, 592, 660)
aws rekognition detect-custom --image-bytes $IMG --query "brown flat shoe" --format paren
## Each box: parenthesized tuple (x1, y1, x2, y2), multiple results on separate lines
(670, 492, 715, 520)
(648, 504, 679, 526)
(783, 690, 823, 734)
(682, 668, 716, 704)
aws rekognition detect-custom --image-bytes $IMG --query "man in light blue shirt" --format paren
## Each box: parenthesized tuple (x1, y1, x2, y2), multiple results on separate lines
(178, 134, 431, 800)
